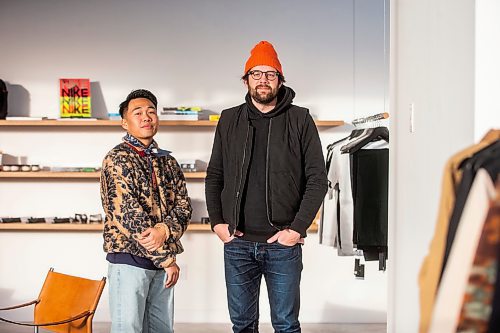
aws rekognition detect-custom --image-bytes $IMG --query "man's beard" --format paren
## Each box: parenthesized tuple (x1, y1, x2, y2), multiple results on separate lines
(249, 84, 279, 105)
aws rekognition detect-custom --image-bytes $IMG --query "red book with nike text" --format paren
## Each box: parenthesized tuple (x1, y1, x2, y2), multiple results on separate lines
(59, 78, 91, 118)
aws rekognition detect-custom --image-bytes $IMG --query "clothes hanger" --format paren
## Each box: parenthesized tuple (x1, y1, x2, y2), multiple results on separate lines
(340, 127, 389, 154)
(349, 128, 366, 139)
(472, 140, 500, 172)
(341, 128, 375, 151)
(339, 113, 390, 154)
(327, 136, 350, 151)
(458, 138, 500, 171)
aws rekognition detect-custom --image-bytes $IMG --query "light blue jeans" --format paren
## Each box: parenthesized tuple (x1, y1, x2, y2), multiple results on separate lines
(108, 263, 174, 333)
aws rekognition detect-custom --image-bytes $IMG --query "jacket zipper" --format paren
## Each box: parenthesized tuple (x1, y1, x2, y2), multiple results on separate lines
(234, 124, 250, 230)
(265, 118, 280, 231)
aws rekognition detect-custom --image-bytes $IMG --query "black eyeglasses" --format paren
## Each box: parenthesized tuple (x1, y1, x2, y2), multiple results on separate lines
(248, 70, 280, 81)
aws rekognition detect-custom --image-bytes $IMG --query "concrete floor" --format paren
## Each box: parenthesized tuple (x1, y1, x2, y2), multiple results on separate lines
(0, 322, 387, 332)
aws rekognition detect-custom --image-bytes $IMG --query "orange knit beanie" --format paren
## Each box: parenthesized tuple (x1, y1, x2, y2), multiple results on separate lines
(244, 41, 283, 76)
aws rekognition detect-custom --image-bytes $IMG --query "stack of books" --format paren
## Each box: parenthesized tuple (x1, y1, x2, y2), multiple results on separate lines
(159, 106, 202, 121)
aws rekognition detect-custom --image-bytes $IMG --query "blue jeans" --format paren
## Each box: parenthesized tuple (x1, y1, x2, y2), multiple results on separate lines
(224, 238, 303, 333)
(108, 263, 174, 333)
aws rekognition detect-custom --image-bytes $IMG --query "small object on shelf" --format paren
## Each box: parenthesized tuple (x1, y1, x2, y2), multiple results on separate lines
(107, 112, 121, 120)
(162, 106, 202, 112)
(2, 165, 20, 172)
(1, 153, 28, 165)
(56, 118, 98, 121)
(179, 160, 207, 173)
(49, 167, 81, 172)
(48, 166, 101, 172)
(0, 79, 7, 119)
(74, 213, 88, 224)
(53, 217, 73, 224)
(180, 161, 197, 172)
(0, 164, 41, 172)
(159, 114, 199, 121)
(5, 116, 45, 120)
(80, 167, 100, 172)
(89, 213, 103, 224)
(200, 217, 210, 224)
(27, 217, 46, 224)
(160, 106, 204, 121)
(209, 114, 220, 121)
(0, 217, 22, 223)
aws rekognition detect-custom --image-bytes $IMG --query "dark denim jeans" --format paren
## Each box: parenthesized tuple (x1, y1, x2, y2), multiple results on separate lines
(224, 237, 303, 333)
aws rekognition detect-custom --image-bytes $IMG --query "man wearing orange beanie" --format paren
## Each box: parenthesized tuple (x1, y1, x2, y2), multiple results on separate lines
(206, 41, 328, 333)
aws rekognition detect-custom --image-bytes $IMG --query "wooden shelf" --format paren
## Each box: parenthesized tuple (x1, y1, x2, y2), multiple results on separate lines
(314, 120, 345, 127)
(0, 223, 212, 232)
(0, 222, 318, 232)
(0, 171, 100, 179)
(0, 171, 207, 179)
(0, 120, 215, 127)
(0, 119, 344, 127)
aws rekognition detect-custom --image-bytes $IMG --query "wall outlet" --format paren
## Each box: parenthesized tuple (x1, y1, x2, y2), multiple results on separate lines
(409, 103, 415, 133)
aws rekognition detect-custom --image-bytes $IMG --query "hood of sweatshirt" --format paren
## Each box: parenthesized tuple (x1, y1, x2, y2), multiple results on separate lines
(245, 85, 295, 120)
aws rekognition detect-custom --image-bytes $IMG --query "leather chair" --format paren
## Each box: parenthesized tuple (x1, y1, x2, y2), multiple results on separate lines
(0, 268, 106, 333)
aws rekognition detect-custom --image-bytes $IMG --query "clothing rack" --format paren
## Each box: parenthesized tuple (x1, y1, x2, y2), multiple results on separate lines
(352, 112, 389, 126)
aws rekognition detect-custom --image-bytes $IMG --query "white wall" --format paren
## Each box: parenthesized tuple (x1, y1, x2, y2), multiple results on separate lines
(475, 0, 500, 141)
(0, 0, 387, 122)
(388, 0, 475, 332)
(0, 0, 389, 324)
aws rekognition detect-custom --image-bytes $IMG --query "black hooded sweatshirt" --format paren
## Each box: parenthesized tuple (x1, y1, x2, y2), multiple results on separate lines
(239, 87, 288, 241)
(205, 85, 328, 239)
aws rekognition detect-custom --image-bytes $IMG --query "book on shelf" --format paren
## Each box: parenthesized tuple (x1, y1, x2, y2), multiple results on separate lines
(59, 78, 92, 118)
(48, 166, 101, 172)
(5, 116, 45, 120)
(161, 110, 200, 115)
(159, 114, 199, 121)
(163, 106, 202, 112)
(107, 112, 121, 120)
(55, 117, 98, 121)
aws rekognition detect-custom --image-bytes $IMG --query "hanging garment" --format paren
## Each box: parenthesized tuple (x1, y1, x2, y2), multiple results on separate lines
(320, 137, 357, 255)
(489, 218, 500, 333)
(351, 146, 389, 264)
(320, 129, 388, 257)
(320, 131, 366, 252)
(456, 185, 499, 332)
(442, 141, 500, 278)
(429, 169, 496, 333)
(419, 133, 500, 333)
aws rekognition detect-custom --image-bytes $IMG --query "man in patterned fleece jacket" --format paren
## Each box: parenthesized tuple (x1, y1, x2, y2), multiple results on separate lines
(100, 89, 192, 333)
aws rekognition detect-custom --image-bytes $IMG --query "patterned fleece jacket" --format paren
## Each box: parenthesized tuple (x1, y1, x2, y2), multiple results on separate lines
(100, 141, 192, 268)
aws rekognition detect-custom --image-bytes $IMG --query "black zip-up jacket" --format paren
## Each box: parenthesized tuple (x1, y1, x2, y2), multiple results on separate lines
(205, 86, 328, 237)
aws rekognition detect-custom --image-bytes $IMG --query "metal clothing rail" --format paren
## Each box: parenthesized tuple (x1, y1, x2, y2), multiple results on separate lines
(352, 112, 389, 126)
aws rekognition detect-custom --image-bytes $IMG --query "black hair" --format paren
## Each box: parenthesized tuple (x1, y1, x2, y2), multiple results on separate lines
(119, 89, 158, 118)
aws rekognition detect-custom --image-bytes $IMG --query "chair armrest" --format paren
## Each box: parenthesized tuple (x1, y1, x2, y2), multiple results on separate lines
(0, 300, 39, 311)
(0, 310, 92, 327)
